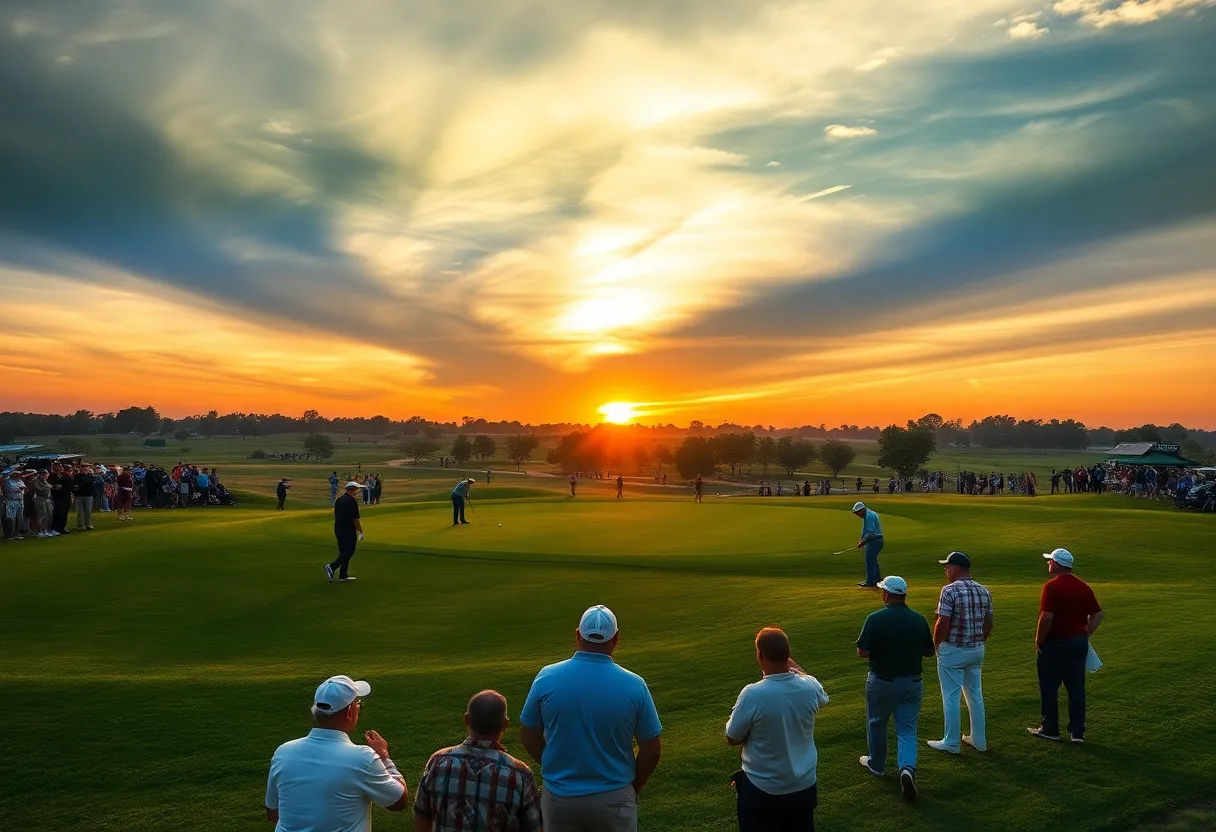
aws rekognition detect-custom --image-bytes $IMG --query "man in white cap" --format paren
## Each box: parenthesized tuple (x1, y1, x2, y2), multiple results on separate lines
(451, 477, 475, 526)
(265, 675, 408, 830)
(929, 552, 993, 755)
(852, 501, 883, 588)
(855, 576, 935, 802)
(519, 605, 663, 832)
(326, 482, 365, 582)
(2, 467, 27, 541)
(1029, 548, 1104, 743)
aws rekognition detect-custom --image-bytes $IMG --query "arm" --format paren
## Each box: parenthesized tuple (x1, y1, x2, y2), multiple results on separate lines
(354, 518, 364, 535)
(1086, 610, 1105, 636)
(364, 731, 409, 811)
(265, 809, 278, 823)
(932, 615, 950, 648)
(633, 736, 662, 795)
(1035, 612, 1054, 649)
(519, 724, 545, 763)
(982, 612, 994, 641)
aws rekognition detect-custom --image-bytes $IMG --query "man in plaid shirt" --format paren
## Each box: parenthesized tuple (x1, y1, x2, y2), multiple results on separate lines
(414, 690, 542, 832)
(928, 552, 994, 755)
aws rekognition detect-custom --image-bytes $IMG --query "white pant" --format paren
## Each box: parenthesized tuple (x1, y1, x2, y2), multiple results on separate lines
(936, 643, 986, 750)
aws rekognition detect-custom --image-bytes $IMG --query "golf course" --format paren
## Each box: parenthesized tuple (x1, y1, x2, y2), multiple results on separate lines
(2, 451, 1213, 832)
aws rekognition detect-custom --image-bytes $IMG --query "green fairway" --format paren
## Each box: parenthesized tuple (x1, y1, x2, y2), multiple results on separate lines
(2, 490, 1212, 831)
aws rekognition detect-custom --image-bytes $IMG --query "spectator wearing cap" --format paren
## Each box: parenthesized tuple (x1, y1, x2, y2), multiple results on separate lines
(1029, 548, 1105, 743)
(856, 576, 935, 802)
(726, 627, 829, 832)
(2, 467, 27, 540)
(73, 464, 96, 530)
(33, 471, 55, 537)
(451, 477, 474, 526)
(928, 552, 993, 755)
(414, 690, 542, 832)
(852, 501, 883, 588)
(520, 605, 663, 832)
(326, 482, 364, 582)
(266, 675, 408, 830)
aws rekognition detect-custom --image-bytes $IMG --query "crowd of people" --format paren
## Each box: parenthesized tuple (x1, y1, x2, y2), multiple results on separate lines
(268, 546, 1104, 832)
(327, 471, 384, 505)
(0, 459, 233, 541)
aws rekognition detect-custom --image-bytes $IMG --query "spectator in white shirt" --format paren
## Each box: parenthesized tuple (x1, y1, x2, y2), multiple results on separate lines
(726, 627, 829, 832)
(265, 675, 409, 831)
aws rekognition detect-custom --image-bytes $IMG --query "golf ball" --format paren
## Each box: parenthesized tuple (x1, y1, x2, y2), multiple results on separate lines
(498, 523, 502, 527)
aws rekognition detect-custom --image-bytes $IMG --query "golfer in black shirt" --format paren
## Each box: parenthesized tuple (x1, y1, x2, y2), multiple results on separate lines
(326, 482, 364, 583)
(276, 478, 290, 511)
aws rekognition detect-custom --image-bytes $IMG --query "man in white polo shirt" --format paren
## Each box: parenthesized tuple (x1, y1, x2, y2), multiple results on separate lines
(265, 675, 409, 831)
(726, 627, 829, 831)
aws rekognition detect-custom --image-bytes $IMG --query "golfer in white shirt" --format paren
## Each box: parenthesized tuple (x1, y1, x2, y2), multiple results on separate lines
(726, 627, 829, 831)
(265, 675, 409, 831)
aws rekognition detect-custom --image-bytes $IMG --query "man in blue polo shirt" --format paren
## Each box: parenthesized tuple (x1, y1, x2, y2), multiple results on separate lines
(520, 605, 663, 832)
(853, 501, 884, 588)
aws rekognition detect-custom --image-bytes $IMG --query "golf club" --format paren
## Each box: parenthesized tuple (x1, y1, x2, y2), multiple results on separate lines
(466, 497, 483, 526)
(830, 548, 853, 555)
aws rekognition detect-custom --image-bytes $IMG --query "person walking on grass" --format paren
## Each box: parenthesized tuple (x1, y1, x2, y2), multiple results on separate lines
(325, 482, 364, 582)
(1029, 548, 1105, 744)
(928, 552, 993, 755)
(852, 501, 883, 588)
(856, 576, 934, 802)
(520, 605, 662, 832)
(617, 475, 624, 499)
(414, 691, 542, 832)
(276, 478, 290, 511)
(451, 477, 474, 526)
(570, 473, 578, 497)
(727, 627, 829, 832)
(265, 675, 408, 831)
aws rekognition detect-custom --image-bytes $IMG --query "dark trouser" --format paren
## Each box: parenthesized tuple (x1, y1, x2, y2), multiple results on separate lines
(1038, 634, 1088, 738)
(198, 487, 210, 505)
(329, 532, 358, 578)
(735, 772, 816, 832)
(277, 495, 286, 510)
(451, 495, 466, 524)
(52, 499, 71, 533)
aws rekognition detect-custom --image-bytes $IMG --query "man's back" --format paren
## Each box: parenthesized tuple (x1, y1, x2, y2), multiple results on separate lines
(727, 672, 829, 795)
(521, 652, 662, 797)
(858, 605, 933, 678)
(334, 493, 359, 532)
(1041, 573, 1100, 639)
(267, 729, 404, 832)
(414, 739, 541, 832)
(938, 578, 994, 648)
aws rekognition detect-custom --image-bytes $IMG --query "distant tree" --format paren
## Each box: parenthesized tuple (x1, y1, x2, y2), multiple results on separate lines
(249, 449, 267, 460)
(1181, 439, 1216, 466)
(776, 437, 816, 476)
(114, 405, 159, 435)
(301, 409, 322, 431)
(877, 423, 936, 478)
(674, 436, 718, 480)
(304, 433, 335, 460)
(712, 432, 757, 476)
(59, 437, 92, 454)
(236, 416, 261, 439)
(546, 431, 605, 474)
(753, 436, 777, 476)
(819, 440, 856, 477)
(66, 409, 94, 434)
(917, 413, 945, 430)
(1161, 423, 1189, 444)
(199, 410, 219, 438)
(634, 445, 652, 471)
(174, 428, 191, 443)
(505, 434, 540, 470)
(472, 435, 496, 462)
(398, 435, 441, 464)
(0, 421, 17, 444)
(451, 434, 473, 465)
(654, 444, 674, 473)
(99, 437, 122, 454)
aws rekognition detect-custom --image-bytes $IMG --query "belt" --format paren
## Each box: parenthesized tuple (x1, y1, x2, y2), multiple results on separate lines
(873, 675, 921, 683)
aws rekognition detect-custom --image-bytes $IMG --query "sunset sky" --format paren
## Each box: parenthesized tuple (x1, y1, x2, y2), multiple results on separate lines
(2, 0, 1214, 427)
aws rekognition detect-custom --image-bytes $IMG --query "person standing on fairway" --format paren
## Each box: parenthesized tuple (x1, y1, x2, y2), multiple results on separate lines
(569, 473, 577, 497)
(414, 690, 542, 832)
(519, 605, 663, 832)
(451, 477, 474, 525)
(329, 471, 340, 505)
(1029, 548, 1104, 743)
(616, 475, 624, 499)
(856, 576, 934, 802)
(694, 474, 704, 503)
(726, 627, 829, 832)
(928, 552, 993, 755)
(326, 482, 364, 582)
(276, 478, 290, 511)
(852, 501, 883, 588)
(265, 675, 409, 830)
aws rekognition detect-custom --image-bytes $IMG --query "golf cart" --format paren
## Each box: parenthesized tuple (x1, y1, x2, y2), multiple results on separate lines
(1174, 480, 1216, 513)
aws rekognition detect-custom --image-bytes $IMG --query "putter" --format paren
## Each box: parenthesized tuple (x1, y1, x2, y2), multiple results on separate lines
(830, 548, 853, 555)
(466, 498, 483, 526)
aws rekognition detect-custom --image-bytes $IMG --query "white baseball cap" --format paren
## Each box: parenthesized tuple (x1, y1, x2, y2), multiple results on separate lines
(312, 675, 371, 715)
(345, 481, 361, 489)
(1043, 548, 1075, 568)
(852, 501, 866, 512)
(578, 605, 619, 643)
(877, 575, 908, 595)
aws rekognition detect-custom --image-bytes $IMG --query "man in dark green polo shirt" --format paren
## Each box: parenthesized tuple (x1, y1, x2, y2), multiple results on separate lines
(855, 576, 934, 802)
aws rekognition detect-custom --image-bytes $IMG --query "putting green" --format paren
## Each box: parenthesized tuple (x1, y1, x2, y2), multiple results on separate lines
(1, 493, 1212, 832)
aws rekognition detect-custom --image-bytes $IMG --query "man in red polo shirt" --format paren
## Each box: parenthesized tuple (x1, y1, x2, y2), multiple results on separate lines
(1028, 548, 1105, 743)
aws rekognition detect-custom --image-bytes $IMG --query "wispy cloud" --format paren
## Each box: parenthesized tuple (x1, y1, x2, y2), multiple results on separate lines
(824, 124, 878, 139)
(1055, 0, 1215, 28)
(1008, 20, 1050, 38)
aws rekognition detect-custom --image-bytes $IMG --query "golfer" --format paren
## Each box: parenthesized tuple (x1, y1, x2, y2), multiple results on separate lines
(1029, 548, 1104, 743)
(451, 477, 474, 526)
(569, 473, 577, 497)
(852, 501, 883, 588)
(616, 475, 624, 499)
(325, 482, 364, 582)
(265, 675, 409, 829)
(276, 478, 290, 511)
(929, 552, 993, 755)
(519, 605, 662, 832)
(694, 474, 703, 503)
(856, 576, 934, 802)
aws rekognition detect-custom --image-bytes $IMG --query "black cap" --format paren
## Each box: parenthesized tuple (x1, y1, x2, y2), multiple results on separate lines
(938, 551, 971, 568)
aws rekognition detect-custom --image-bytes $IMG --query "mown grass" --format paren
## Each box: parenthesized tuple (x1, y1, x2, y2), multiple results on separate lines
(1, 489, 1210, 831)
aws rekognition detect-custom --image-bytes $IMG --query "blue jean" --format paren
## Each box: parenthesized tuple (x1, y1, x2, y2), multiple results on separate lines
(865, 673, 922, 773)
(451, 494, 466, 524)
(864, 538, 883, 585)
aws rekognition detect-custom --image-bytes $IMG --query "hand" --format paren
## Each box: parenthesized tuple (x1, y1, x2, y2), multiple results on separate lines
(787, 658, 805, 675)
(357, 532, 365, 541)
(856, 542, 864, 549)
(365, 730, 389, 759)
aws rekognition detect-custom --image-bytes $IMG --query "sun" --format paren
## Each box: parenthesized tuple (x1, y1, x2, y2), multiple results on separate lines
(598, 402, 640, 425)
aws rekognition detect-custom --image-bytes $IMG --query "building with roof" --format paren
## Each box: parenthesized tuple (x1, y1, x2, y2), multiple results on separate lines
(1107, 442, 1201, 467)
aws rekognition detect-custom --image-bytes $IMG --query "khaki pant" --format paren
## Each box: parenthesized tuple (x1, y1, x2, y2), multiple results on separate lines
(36, 498, 54, 533)
(542, 786, 637, 832)
(76, 496, 93, 529)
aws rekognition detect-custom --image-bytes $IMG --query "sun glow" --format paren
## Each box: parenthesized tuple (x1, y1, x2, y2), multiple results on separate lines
(598, 402, 640, 425)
